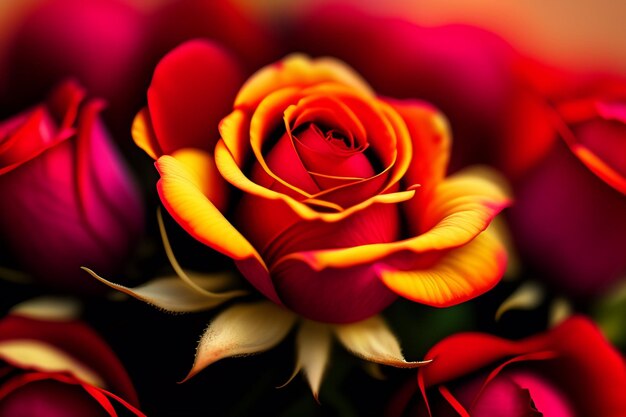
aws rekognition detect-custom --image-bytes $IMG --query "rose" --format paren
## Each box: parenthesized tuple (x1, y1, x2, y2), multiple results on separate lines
(389, 316, 626, 417)
(0, 313, 143, 416)
(0, 81, 143, 292)
(508, 67, 626, 296)
(133, 40, 510, 323)
(0, 0, 147, 132)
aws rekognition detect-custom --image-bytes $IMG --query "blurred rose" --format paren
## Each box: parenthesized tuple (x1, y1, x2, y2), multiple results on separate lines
(0, 314, 142, 416)
(389, 316, 626, 417)
(146, 0, 282, 73)
(0, 0, 148, 131)
(133, 41, 510, 323)
(509, 66, 626, 296)
(0, 81, 143, 292)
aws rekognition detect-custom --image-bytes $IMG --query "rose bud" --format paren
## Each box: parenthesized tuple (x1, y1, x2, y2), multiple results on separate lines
(388, 316, 626, 417)
(508, 67, 626, 297)
(0, 81, 143, 293)
(132, 41, 510, 323)
(0, 0, 148, 133)
(0, 313, 143, 416)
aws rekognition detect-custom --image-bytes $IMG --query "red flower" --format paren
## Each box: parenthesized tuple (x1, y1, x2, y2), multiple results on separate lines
(132, 40, 510, 324)
(389, 317, 626, 417)
(509, 65, 626, 296)
(0, 314, 143, 416)
(0, 0, 148, 130)
(0, 81, 143, 292)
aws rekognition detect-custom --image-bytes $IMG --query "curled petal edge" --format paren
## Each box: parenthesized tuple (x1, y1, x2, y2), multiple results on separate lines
(274, 168, 510, 271)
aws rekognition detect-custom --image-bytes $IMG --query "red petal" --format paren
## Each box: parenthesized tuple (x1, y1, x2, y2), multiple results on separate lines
(147, 40, 244, 155)
(75, 100, 144, 264)
(419, 316, 626, 417)
(271, 259, 397, 323)
(0, 378, 109, 417)
(0, 316, 138, 406)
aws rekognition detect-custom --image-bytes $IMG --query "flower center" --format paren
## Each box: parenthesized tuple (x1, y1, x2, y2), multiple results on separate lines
(294, 123, 368, 156)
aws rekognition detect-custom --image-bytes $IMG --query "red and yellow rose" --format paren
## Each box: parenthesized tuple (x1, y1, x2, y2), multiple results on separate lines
(133, 40, 510, 323)
(389, 317, 626, 417)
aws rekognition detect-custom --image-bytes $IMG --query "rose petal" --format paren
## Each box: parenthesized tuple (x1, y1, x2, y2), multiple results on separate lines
(169, 148, 229, 213)
(254, 129, 320, 196)
(0, 340, 105, 387)
(75, 99, 144, 259)
(271, 259, 397, 323)
(0, 316, 138, 405)
(0, 109, 64, 175)
(47, 79, 86, 130)
(0, 80, 83, 174)
(235, 54, 374, 108)
(298, 95, 413, 208)
(556, 98, 626, 194)
(389, 100, 451, 198)
(0, 373, 145, 417)
(509, 140, 626, 295)
(131, 108, 161, 160)
(378, 230, 506, 307)
(0, 379, 109, 417)
(456, 375, 541, 417)
(571, 144, 626, 194)
(219, 109, 251, 166)
(248, 87, 319, 197)
(182, 301, 297, 381)
(334, 315, 429, 368)
(419, 316, 626, 417)
(289, 95, 367, 144)
(278, 168, 509, 270)
(504, 370, 575, 417)
(9, 296, 81, 322)
(146, 40, 244, 155)
(263, 201, 399, 263)
(266, 203, 402, 322)
(155, 154, 280, 304)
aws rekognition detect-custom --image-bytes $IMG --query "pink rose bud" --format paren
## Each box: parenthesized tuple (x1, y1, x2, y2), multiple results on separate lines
(0, 81, 143, 293)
